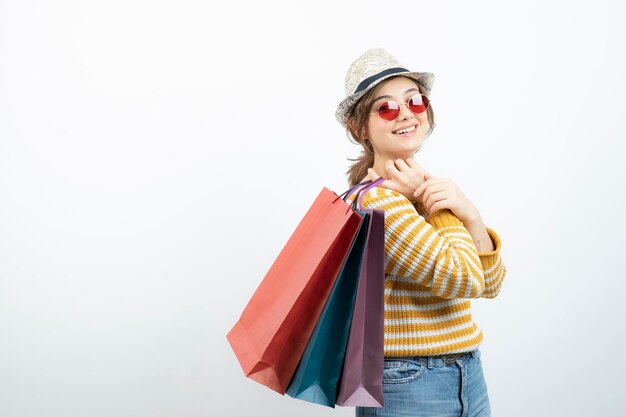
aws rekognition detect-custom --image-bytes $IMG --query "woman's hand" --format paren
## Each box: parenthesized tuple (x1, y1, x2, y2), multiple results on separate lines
(365, 158, 429, 202)
(413, 174, 480, 223)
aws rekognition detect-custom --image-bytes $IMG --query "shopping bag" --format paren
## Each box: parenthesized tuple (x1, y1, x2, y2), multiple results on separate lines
(227, 187, 363, 394)
(337, 180, 386, 407)
(285, 210, 370, 407)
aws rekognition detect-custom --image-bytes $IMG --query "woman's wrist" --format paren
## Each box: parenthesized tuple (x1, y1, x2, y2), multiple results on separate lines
(458, 204, 481, 226)
(463, 215, 495, 252)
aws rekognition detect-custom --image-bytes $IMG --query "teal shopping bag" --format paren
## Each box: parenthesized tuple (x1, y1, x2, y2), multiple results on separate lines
(285, 210, 370, 407)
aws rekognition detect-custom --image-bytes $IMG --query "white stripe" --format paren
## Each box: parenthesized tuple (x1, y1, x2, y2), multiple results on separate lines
(485, 269, 503, 286)
(443, 231, 475, 242)
(386, 288, 437, 297)
(385, 310, 471, 326)
(386, 274, 436, 293)
(449, 249, 464, 298)
(369, 193, 406, 209)
(450, 241, 483, 278)
(387, 216, 423, 270)
(461, 248, 483, 298)
(485, 270, 500, 284)
(388, 274, 428, 285)
(384, 321, 475, 339)
(384, 212, 437, 283)
(385, 297, 465, 312)
(434, 244, 455, 297)
(383, 327, 483, 351)
(405, 230, 440, 283)
(484, 256, 503, 276)
(431, 245, 454, 291)
(348, 185, 378, 208)
(369, 190, 459, 287)
(387, 216, 425, 275)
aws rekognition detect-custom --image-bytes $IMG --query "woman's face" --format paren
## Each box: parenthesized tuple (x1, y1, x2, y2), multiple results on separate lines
(365, 76, 430, 160)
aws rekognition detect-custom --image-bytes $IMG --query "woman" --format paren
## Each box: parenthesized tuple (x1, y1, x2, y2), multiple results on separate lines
(338, 48, 507, 417)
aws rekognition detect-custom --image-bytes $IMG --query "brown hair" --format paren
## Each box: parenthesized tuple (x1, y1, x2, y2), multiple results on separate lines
(345, 77, 436, 188)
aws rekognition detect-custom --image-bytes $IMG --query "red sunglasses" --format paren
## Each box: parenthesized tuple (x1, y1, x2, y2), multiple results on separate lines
(370, 94, 430, 121)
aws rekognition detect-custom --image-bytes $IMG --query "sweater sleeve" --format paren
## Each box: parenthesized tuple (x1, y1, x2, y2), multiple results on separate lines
(358, 187, 485, 299)
(476, 227, 507, 298)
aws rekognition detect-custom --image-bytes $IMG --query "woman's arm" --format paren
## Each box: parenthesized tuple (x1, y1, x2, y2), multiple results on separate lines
(364, 161, 507, 299)
(476, 229, 507, 299)
(414, 174, 507, 298)
(353, 187, 485, 299)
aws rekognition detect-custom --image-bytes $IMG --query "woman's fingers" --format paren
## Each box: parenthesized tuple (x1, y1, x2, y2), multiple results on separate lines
(414, 177, 449, 197)
(428, 200, 446, 216)
(420, 183, 447, 202)
(425, 190, 448, 213)
(393, 158, 410, 171)
(367, 168, 381, 180)
(414, 178, 433, 197)
(367, 168, 392, 188)
(405, 157, 418, 168)
(385, 160, 400, 174)
(406, 158, 429, 177)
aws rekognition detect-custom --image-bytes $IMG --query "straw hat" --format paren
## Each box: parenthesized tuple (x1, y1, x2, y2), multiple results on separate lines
(335, 48, 435, 127)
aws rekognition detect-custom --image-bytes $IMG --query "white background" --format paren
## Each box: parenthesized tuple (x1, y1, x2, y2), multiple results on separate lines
(1, 0, 625, 416)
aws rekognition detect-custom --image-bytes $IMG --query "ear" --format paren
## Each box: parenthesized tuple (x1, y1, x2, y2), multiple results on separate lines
(347, 117, 357, 133)
(348, 117, 368, 141)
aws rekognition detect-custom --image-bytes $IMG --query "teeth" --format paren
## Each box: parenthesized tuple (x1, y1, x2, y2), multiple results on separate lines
(395, 125, 416, 134)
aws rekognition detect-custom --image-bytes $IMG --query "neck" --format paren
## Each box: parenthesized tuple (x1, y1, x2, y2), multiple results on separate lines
(372, 152, 416, 179)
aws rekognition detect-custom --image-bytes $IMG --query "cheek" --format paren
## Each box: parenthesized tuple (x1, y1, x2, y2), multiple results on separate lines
(367, 119, 389, 141)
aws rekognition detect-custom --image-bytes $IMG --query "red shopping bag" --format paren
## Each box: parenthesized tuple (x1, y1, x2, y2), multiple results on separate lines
(227, 187, 363, 394)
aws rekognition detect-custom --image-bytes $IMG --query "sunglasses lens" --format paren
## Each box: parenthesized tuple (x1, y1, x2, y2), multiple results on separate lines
(408, 94, 429, 113)
(378, 101, 400, 120)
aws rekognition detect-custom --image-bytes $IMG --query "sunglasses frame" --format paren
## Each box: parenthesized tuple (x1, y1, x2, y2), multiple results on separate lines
(369, 93, 431, 121)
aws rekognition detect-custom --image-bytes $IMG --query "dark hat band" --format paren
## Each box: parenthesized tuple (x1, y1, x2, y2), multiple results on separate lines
(354, 67, 409, 94)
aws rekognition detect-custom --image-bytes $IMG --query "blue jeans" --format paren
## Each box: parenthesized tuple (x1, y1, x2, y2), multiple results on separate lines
(356, 350, 491, 417)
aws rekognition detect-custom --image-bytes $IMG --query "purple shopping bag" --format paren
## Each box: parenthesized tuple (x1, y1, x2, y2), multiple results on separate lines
(337, 180, 385, 408)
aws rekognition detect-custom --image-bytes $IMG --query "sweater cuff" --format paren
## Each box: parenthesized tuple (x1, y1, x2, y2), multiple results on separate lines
(425, 209, 464, 230)
(478, 227, 502, 266)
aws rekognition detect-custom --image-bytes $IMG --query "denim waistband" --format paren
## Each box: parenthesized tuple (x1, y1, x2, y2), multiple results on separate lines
(385, 349, 478, 368)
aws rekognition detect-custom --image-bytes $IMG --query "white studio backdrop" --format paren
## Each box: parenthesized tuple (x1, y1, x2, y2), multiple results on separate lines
(1, 0, 624, 416)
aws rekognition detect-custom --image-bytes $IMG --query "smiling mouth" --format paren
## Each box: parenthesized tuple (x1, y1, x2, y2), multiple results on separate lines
(393, 124, 418, 135)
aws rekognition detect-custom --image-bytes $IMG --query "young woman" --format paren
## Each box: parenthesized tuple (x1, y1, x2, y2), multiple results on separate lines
(338, 48, 507, 417)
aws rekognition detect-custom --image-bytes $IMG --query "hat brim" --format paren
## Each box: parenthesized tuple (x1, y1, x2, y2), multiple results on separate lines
(335, 71, 435, 127)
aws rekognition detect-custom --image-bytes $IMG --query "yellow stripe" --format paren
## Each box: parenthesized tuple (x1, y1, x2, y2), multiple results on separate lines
(385, 295, 463, 306)
(383, 333, 484, 356)
(384, 315, 473, 333)
(385, 214, 436, 277)
(383, 323, 479, 345)
(389, 280, 432, 293)
(384, 303, 471, 319)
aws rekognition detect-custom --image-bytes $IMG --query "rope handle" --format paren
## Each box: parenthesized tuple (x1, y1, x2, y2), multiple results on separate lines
(338, 179, 372, 201)
(353, 177, 384, 210)
(332, 177, 384, 212)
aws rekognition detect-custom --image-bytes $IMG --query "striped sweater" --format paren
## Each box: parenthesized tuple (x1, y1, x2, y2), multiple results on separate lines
(347, 186, 506, 357)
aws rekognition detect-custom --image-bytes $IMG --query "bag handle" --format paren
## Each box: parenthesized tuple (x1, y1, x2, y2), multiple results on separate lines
(333, 177, 384, 212)
(352, 177, 384, 210)
(338, 179, 372, 201)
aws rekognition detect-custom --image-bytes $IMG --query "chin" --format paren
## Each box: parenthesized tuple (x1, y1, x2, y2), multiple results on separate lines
(404, 141, 423, 154)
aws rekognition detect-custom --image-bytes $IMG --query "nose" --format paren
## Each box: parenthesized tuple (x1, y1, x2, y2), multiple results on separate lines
(398, 102, 415, 120)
